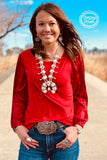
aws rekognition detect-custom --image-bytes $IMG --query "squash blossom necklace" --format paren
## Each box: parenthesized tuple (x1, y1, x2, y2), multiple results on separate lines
(36, 44, 60, 94)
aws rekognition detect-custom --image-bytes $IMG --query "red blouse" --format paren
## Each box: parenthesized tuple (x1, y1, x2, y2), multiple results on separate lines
(11, 49, 88, 130)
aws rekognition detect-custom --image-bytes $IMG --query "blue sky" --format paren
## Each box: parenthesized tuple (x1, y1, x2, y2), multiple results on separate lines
(3, 0, 107, 50)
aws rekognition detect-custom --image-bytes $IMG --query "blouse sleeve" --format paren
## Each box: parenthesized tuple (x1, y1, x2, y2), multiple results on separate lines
(11, 53, 28, 129)
(71, 55, 88, 128)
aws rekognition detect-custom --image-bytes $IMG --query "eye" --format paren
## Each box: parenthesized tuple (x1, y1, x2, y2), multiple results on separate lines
(38, 23, 44, 26)
(50, 22, 55, 25)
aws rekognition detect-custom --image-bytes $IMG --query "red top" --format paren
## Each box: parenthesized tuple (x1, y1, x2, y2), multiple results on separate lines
(11, 49, 88, 130)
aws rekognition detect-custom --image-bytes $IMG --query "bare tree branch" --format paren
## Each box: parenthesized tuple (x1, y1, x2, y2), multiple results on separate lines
(0, 22, 29, 39)
(0, 0, 30, 39)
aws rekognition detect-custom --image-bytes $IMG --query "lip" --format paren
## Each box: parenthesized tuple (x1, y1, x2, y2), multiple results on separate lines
(43, 34, 53, 36)
(42, 34, 53, 39)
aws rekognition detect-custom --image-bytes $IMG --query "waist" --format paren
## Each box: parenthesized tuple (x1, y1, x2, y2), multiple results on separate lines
(32, 121, 68, 135)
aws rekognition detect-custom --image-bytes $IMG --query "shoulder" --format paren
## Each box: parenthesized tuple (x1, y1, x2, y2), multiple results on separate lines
(18, 49, 32, 62)
(19, 49, 31, 58)
(16, 49, 32, 65)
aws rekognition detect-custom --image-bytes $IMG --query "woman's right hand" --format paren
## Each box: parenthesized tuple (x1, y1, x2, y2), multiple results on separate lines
(16, 125, 39, 150)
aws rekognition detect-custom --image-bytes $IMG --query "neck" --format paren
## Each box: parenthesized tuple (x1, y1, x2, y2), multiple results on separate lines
(43, 42, 59, 59)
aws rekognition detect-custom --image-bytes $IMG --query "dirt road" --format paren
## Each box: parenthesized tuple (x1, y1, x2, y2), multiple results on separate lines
(0, 66, 107, 160)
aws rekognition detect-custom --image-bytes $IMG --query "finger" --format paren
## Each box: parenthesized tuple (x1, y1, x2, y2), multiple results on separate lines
(56, 138, 68, 148)
(57, 143, 71, 149)
(24, 140, 38, 149)
(25, 136, 39, 144)
(25, 138, 39, 147)
(30, 142, 39, 147)
(26, 136, 39, 143)
(22, 142, 30, 150)
(26, 142, 36, 149)
(31, 138, 39, 144)
(56, 143, 68, 149)
(25, 140, 39, 147)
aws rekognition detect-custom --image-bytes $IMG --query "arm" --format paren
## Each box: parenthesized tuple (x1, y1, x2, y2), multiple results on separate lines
(56, 55, 88, 149)
(72, 55, 88, 128)
(11, 53, 39, 150)
(11, 53, 28, 130)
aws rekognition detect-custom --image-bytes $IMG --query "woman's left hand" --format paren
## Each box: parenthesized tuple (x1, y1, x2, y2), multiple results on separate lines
(56, 126, 78, 149)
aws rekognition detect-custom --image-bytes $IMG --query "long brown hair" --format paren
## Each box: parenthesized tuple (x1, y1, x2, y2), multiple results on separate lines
(29, 2, 83, 61)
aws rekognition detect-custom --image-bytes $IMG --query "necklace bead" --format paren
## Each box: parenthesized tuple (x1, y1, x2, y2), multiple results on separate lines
(43, 90, 47, 93)
(51, 82, 55, 87)
(51, 64, 56, 69)
(51, 90, 55, 94)
(42, 75, 47, 80)
(36, 44, 60, 94)
(39, 61, 43, 65)
(50, 69, 54, 74)
(48, 75, 53, 79)
(42, 82, 47, 87)
(53, 59, 57, 63)
(47, 81, 51, 86)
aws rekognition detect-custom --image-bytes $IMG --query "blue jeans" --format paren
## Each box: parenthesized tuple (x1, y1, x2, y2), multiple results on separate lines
(18, 126, 79, 160)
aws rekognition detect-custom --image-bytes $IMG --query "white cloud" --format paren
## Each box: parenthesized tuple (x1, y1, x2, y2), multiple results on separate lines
(8, 32, 29, 37)
(10, 0, 34, 5)
(3, 31, 32, 50)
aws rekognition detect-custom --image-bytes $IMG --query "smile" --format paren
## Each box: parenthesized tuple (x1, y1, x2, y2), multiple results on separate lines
(43, 34, 53, 38)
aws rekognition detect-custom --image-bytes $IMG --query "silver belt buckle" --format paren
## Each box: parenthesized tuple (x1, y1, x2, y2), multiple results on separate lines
(36, 121, 57, 135)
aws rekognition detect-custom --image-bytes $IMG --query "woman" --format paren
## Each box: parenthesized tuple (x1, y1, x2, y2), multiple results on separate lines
(11, 2, 88, 160)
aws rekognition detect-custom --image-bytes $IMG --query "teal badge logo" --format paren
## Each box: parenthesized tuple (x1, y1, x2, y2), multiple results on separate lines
(79, 10, 99, 29)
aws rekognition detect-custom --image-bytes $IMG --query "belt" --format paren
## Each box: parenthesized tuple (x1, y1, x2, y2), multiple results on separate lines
(34, 121, 66, 135)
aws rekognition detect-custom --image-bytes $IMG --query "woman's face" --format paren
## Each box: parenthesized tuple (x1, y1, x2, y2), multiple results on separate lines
(36, 10, 60, 46)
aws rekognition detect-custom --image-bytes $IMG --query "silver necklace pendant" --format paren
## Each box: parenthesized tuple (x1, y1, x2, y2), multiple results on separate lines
(36, 45, 60, 94)
(41, 81, 57, 94)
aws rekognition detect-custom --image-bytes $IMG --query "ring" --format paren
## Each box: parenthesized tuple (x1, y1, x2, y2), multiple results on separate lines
(63, 142, 66, 145)
(65, 140, 68, 143)
(63, 140, 68, 145)
(26, 137, 32, 142)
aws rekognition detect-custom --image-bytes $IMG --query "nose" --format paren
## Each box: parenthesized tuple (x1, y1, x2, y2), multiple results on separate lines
(44, 24, 50, 32)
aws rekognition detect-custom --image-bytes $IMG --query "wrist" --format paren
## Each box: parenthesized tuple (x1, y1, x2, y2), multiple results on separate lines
(74, 125, 82, 134)
(14, 125, 23, 132)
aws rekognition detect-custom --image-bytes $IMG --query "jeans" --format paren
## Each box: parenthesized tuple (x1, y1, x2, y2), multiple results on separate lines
(18, 126, 79, 160)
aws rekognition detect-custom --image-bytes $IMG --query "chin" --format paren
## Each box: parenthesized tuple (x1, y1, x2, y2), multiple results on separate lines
(42, 40, 55, 45)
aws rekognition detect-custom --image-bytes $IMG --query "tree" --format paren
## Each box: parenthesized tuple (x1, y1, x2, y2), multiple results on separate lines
(0, 41, 4, 56)
(0, 0, 30, 39)
(6, 47, 24, 55)
(25, 44, 33, 50)
(6, 49, 13, 56)
(11, 47, 24, 55)
(92, 47, 99, 54)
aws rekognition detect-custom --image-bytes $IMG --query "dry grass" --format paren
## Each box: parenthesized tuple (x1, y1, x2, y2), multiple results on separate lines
(84, 53, 107, 82)
(0, 55, 18, 73)
(0, 54, 107, 83)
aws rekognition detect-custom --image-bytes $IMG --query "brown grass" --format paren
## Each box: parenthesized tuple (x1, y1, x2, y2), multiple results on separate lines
(0, 54, 107, 83)
(84, 54, 107, 82)
(0, 55, 18, 73)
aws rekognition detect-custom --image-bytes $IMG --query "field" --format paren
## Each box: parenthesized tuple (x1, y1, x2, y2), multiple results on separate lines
(84, 53, 107, 82)
(0, 55, 18, 73)
(0, 53, 107, 83)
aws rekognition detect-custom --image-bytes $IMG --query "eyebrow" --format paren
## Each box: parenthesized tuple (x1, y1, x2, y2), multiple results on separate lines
(37, 20, 56, 23)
